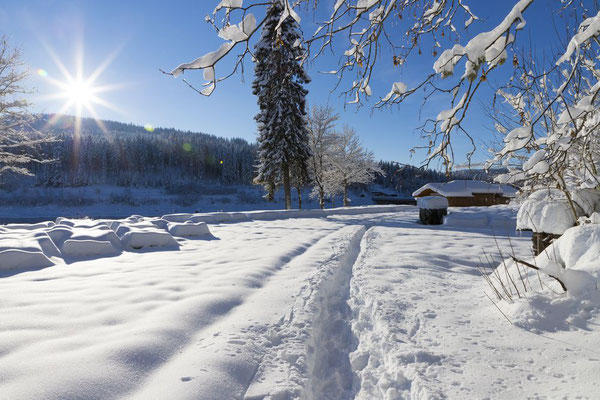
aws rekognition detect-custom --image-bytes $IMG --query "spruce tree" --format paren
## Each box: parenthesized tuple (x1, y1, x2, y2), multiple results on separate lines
(252, 0, 311, 209)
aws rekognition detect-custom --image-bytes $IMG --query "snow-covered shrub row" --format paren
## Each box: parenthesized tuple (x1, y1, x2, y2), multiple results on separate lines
(0, 216, 213, 272)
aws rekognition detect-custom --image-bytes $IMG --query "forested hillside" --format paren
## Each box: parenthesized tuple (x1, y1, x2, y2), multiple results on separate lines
(6, 114, 502, 195)
(27, 115, 257, 187)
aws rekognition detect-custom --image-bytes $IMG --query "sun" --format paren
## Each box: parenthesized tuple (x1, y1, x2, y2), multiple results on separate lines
(38, 44, 125, 134)
(64, 79, 95, 107)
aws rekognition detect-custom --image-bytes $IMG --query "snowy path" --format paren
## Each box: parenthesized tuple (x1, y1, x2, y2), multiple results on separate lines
(1, 206, 599, 399)
(347, 216, 600, 399)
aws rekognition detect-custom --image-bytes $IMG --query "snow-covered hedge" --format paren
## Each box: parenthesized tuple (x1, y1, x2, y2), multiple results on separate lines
(517, 189, 579, 235)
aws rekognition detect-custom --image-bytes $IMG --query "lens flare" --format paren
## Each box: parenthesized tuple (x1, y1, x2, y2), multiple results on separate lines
(40, 42, 126, 138)
(144, 124, 155, 132)
(183, 143, 192, 152)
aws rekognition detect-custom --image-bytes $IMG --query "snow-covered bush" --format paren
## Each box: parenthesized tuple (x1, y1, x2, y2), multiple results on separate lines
(484, 220, 600, 330)
(517, 189, 581, 235)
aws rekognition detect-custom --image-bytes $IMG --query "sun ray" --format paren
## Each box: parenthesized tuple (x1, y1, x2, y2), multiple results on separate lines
(38, 42, 129, 130)
(87, 43, 125, 84)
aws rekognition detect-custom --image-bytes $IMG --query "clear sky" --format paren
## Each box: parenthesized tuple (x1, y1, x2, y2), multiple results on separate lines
(0, 0, 558, 166)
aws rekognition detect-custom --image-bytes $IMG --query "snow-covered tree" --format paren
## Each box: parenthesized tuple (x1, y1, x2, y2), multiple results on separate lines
(325, 126, 383, 207)
(171, 1, 598, 181)
(251, 0, 312, 209)
(0, 36, 52, 185)
(307, 105, 339, 209)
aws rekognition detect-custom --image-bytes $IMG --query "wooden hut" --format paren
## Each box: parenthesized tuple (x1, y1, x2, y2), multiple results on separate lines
(412, 180, 518, 207)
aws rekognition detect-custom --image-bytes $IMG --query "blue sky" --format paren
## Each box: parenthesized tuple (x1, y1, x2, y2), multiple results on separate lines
(1, 0, 558, 166)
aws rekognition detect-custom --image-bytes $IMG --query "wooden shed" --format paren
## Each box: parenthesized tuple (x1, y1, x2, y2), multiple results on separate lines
(412, 180, 518, 207)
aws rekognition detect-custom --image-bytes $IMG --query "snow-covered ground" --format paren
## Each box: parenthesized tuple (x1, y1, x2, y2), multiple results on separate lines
(1, 205, 598, 399)
(0, 184, 374, 223)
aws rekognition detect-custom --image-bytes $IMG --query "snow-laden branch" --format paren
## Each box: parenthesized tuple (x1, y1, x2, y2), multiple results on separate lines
(169, 0, 600, 179)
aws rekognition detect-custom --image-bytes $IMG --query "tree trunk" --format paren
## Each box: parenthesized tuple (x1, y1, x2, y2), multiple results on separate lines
(296, 186, 302, 209)
(319, 188, 325, 209)
(343, 180, 349, 207)
(265, 180, 275, 202)
(282, 162, 291, 210)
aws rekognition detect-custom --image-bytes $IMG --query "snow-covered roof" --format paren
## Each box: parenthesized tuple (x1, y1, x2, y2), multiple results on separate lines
(412, 180, 518, 198)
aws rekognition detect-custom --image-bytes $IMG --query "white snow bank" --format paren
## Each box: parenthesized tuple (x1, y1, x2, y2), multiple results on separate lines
(1, 221, 55, 230)
(167, 221, 211, 237)
(112, 222, 179, 249)
(417, 196, 448, 209)
(442, 205, 519, 231)
(0, 249, 54, 271)
(61, 239, 120, 258)
(491, 222, 600, 332)
(517, 189, 579, 234)
(0, 229, 60, 271)
(536, 223, 600, 298)
(46, 222, 123, 258)
(162, 205, 404, 225)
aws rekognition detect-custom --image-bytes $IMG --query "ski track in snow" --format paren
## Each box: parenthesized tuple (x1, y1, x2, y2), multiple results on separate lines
(1, 205, 599, 399)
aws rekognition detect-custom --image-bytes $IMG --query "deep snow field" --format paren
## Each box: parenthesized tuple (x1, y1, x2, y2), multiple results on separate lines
(1, 205, 599, 399)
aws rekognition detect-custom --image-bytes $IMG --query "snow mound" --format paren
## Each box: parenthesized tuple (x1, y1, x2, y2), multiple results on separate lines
(536, 223, 600, 298)
(0, 249, 54, 271)
(417, 196, 448, 209)
(2, 221, 55, 230)
(113, 222, 179, 249)
(494, 223, 600, 332)
(47, 222, 123, 258)
(167, 222, 211, 237)
(61, 239, 120, 258)
(0, 229, 60, 271)
(517, 189, 579, 234)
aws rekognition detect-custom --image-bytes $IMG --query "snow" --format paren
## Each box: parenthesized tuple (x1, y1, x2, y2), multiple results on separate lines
(167, 221, 212, 237)
(171, 42, 234, 77)
(217, 13, 257, 42)
(1, 205, 599, 398)
(557, 11, 600, 65)
(517, 189, 578, 234)
(61, 239, 120, 258)
(381, 81, 407, 102)
(214, 0, 243, 13)
(491, 221, 600, 336)
(412, 179, 518, 198)
(0, 249, 53, 271)
(114, 222, 180, 250)
(416, 195, 448, 209)
(433, 0, 533, 79)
